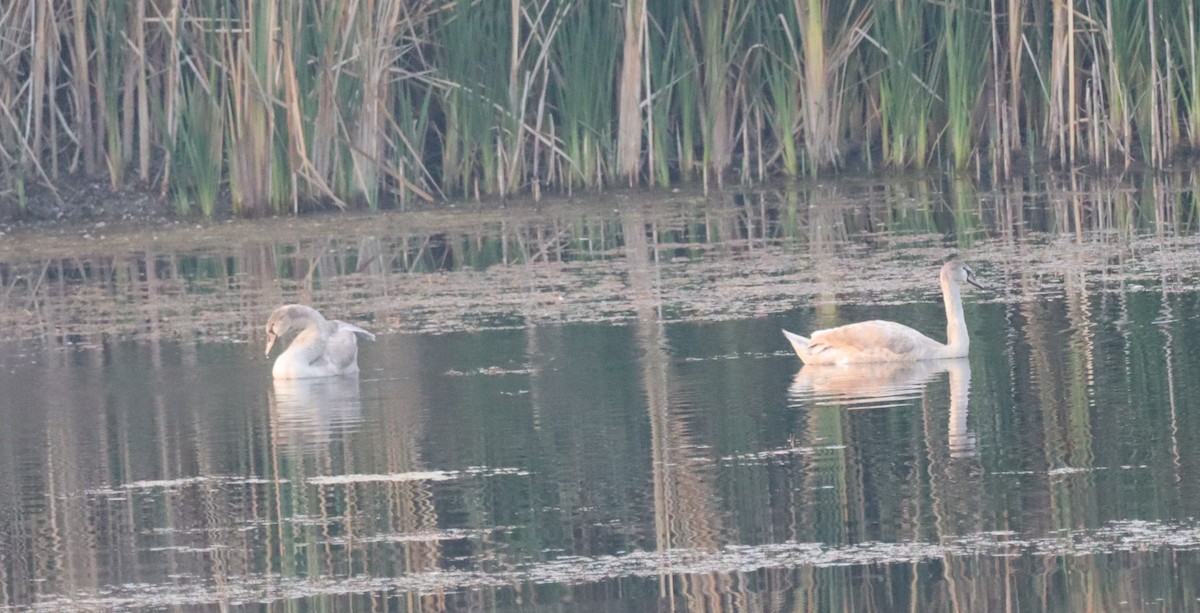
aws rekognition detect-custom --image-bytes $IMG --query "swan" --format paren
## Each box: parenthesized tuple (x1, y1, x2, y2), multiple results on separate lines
(782, 260, 982, 364)
(264, 305, 375, 379)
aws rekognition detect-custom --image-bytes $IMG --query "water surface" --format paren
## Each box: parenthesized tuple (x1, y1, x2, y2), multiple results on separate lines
(3, 174, 1200, 611)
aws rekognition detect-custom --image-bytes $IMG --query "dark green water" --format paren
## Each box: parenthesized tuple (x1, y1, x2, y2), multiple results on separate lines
(3, 175, 1200, 611)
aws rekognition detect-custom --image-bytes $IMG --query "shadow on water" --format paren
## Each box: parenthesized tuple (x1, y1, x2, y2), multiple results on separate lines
(3, 172, 1200, 610)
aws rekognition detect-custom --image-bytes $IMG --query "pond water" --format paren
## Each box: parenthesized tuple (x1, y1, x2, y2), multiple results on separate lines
(3, 173, 1200, 611)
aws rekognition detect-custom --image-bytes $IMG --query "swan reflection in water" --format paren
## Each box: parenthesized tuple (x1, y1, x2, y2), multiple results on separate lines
(789, 357, 976, 457)
(269, 375, 365, 451)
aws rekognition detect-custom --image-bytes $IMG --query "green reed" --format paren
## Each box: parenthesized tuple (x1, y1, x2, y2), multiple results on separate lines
(1176, 3, 1200, 149)
(174, 77, 225, 217)
(871, 0, 936, 168)
(436, 0, 508, 196)
(5, 0, 1200, 217)
(943, 0, 989, 170)
(98, 1, 130, 188)
(664, 18, 701, 185)
(686, 0, 756, 189)
(553, 2, 621, 190)
(1098, 0, 1147, 166)
(761, 10, 802, 177)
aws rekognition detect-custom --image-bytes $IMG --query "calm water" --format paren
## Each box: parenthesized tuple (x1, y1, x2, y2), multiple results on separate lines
(3, 174, 1200, 611)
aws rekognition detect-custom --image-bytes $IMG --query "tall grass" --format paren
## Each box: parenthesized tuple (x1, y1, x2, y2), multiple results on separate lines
(943, 0, 989, 170)
(870, 0, 937, 168)
(4, 0, 1200, 217)
(686, 0, 755, 190)
(557, 2, 620, 189)
(1176, 2, 1200, 150)
(760, 11, 802, 177)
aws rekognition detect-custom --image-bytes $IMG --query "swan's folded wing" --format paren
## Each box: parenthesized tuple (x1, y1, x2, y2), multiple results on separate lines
(333, 320, 376, 341)
(325, 329, 364, 372)
(809, 321, 920, 356)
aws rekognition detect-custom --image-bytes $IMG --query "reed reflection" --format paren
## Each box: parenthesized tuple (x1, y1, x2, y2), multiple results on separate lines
(4, 173, 1200, 611)
(625, 204, 734, 610)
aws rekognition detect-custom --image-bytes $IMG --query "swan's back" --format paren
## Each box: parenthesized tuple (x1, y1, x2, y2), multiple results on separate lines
(798, 320, 947, 364)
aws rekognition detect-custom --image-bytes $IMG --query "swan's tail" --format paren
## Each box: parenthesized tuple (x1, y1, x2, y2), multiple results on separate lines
(781, 329, 811, 360)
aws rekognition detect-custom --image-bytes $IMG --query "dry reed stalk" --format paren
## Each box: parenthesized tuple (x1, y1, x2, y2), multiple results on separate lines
(28, 1, 51, 177)
(95, 1, 120, 186)
(134, 0, 149, 181)
(989, 0, 1007, 177)
(224, 1, 277, 216)
(1146, 0, 1165, 166)
(1047, 0, 1074, 164)
(1186, 2, 1200, 148)
(69, 0, 96, 174)
(1007, 0, 1026, 157)
(0, 0, 60, 205)
(349, 0, 409, 208)
(156, 0, 181, 198)
(798, 0, 827, 170)
(0, 1, 29, 176)
(796, 0, 870, 173)
(617, 0, 647, 183)
(277, 2, 339, 212)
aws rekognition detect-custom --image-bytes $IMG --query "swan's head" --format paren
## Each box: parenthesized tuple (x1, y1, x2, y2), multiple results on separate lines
(941, 260, 983, 289)
(265, 304, 324, 356)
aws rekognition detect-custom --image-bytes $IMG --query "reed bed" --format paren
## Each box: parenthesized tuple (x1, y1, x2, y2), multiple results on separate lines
(2, 0, 1200, 217)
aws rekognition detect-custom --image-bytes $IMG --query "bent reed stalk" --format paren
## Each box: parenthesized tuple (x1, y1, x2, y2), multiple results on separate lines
(2, 0, 1200, 217)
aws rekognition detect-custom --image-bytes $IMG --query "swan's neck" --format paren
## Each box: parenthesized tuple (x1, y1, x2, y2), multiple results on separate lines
(942, 276, 969, 356)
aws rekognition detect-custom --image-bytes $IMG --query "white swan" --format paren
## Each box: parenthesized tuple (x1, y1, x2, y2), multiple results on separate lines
(782, 260, 982, 364)
(265, 305, 375, 379)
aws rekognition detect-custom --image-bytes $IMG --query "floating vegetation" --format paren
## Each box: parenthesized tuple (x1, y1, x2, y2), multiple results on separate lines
(444, 366, 537, 376)
(19, 519, 1200, 611)
(306, 466, 528, 486)
(322, 527, 506, 546)
(4, 174, 1200, 345)
(719, 444, 847, 465)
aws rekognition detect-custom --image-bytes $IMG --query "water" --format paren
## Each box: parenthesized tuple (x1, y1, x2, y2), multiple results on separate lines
(3, 175, 1200, 611)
